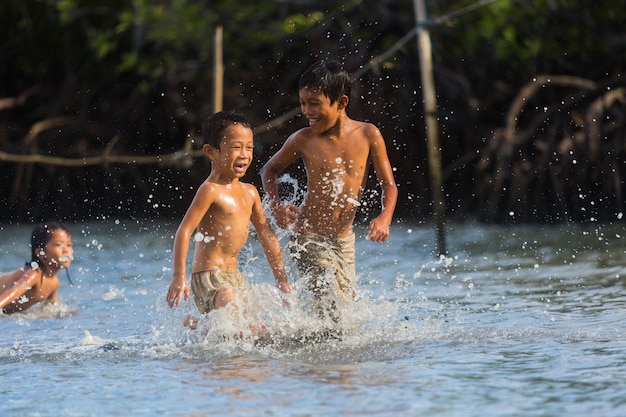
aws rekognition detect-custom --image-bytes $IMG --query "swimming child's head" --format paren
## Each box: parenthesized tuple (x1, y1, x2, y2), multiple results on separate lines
(202, 111, 253, 150)
(299, 60, 352, 105)
(30, 223, 73, 272)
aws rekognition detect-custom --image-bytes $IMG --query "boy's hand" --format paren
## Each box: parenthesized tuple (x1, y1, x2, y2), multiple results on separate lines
(166, 278, 189, 308)
(367, 216, 391, 242)
(272, 204, 300, 229)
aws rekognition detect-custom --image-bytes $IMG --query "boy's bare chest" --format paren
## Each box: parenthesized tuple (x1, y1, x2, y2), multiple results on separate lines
(304, 141, 368, 176)
(210, 193, 253, 216)
(307, 134, 368, 160)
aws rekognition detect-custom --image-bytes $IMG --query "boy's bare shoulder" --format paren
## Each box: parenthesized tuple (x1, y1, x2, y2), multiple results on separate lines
(353, 121, 385, 147)
(288, 126, 313, 142)
(196, 178, 219, 194)
(241, 181, 259, 194)
(189, 178, 223, 208)
(356, 120, 382, 136)
(340, 117, 379, 138)
(233, 182, 261, 206)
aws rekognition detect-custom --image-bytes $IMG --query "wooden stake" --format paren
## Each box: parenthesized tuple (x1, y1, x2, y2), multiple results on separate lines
(213, 26, 224, 113)
(413, 0, 447, 256)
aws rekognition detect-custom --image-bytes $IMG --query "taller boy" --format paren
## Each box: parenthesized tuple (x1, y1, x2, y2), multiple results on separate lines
(261, 60, 398, 321)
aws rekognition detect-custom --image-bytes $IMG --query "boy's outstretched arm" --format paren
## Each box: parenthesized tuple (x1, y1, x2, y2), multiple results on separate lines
(260, 134, 302, 229)
(167, 183, 214, 307)
(250, 187, 291, 294)
(366, 125, 398, 242)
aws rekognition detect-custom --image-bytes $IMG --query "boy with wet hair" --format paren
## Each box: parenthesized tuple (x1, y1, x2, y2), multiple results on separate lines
(261, 60, 398, 322)
(167, 111, 291, 323)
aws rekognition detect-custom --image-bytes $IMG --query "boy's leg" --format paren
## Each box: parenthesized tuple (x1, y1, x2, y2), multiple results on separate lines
(290, 234, 342, 323)
(185, 269, 248, 330)
(334, 233, 356, 300)
(213, 288, 236, 309)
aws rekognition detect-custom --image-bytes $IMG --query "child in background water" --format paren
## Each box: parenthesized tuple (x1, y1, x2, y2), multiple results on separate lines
(0, 223, 73, 314)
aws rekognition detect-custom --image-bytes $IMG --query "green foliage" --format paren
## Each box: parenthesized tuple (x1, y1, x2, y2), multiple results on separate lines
(1, 0, 624, 223)
(53, 0, 216, 76)
(434, 0, 625, 82)
(283, 12, 325, 33)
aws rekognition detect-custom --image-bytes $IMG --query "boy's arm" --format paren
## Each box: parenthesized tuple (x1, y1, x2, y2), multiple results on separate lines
(250, 187, 291, 294)
(166, 183, 214, 308)
(366, 125, 398, 242)
(0, 270, 39, 310)
(260, 133, 302, 229)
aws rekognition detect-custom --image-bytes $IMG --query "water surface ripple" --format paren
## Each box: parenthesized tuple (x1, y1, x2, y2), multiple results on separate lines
(1, 220, 625, 416)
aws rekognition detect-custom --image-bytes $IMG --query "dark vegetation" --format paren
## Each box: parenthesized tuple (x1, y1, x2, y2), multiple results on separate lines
(1, 0, 624, 225)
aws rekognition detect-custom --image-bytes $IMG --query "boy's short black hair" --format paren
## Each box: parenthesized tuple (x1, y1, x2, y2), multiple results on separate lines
(202, 111, 252, 149)
(298, 60, 352, 105)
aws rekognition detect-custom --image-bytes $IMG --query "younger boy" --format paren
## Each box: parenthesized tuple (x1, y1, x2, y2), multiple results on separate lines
(261, 60, 397, 321)
(166, 111, 291, 322)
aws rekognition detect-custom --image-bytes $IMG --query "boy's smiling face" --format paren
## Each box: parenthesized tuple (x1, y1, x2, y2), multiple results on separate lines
(299, 87, 345, 133)
(206, 123, 254, 181)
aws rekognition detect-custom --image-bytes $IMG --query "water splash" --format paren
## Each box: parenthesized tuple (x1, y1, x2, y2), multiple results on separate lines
(102, 284, 125, 301)
(150, 274, 422, 362)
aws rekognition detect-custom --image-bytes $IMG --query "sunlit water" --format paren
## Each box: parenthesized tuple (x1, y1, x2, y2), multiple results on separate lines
(1, 219, 626, 416)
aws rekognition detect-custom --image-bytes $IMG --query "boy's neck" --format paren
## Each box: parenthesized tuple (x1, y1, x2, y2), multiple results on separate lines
(208, 171, 239, 185)
(324, 112, 350, 137)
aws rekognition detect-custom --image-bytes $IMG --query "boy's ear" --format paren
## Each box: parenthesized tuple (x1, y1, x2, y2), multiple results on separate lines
(203, 143, 217, 159)
(337, 94, 349, 110)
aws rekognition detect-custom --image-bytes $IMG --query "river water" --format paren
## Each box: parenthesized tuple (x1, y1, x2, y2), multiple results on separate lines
(1, 219, 625, 416)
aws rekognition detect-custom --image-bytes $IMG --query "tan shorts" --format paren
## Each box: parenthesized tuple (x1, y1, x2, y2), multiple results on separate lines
(289, 232, 356, 300)
(190, 268, 250, 314)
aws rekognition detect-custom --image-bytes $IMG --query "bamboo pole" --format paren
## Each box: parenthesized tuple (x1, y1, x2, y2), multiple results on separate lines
(413, 0, 447, 256)
(213, 26, 224, 113)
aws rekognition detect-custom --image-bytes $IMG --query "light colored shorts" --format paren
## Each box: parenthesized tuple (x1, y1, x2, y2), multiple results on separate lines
(289, 231, 356, 300)
(190, 268, 250, 314)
